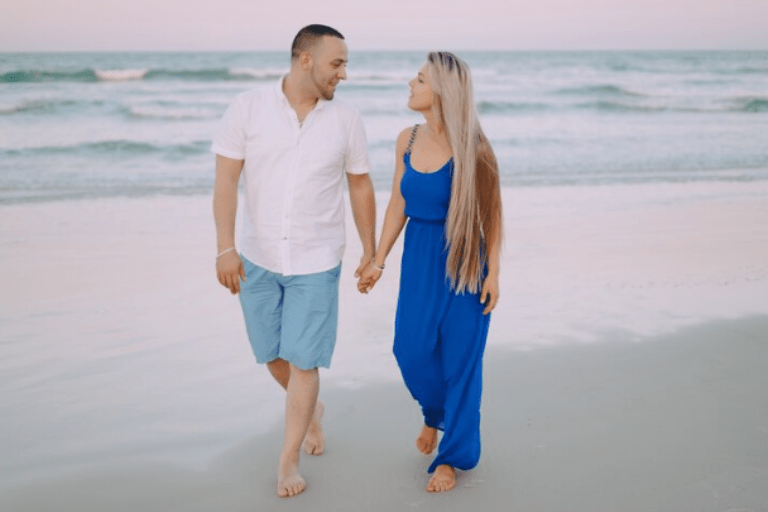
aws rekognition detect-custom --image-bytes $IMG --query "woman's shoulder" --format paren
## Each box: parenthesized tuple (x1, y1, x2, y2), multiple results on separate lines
(397, 124, 419, 142)
(396, 124, 420, 153)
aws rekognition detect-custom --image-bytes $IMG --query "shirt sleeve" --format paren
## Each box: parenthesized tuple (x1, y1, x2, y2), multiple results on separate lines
(211, 94, 247, 160)
(344, 110, 371, 175)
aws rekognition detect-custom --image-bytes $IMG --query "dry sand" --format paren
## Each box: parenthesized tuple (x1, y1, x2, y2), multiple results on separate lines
(1, 181, 767, 511)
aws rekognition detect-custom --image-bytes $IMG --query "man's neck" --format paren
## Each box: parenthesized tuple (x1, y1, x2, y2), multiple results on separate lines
(282, 73, 319, 112)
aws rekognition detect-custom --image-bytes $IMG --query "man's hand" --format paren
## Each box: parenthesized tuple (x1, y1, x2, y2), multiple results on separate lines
(216, 251, 245, 294)
(354, 254, 372, 281)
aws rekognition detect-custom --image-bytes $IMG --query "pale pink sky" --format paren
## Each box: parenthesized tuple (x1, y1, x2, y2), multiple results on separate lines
(3, 0, 767, 51)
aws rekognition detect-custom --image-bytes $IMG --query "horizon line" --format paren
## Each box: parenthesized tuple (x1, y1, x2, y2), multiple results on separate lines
(3, 48, 767, 54)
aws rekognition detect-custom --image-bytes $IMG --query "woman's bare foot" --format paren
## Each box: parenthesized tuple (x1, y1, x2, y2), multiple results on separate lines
(415, 424, 438, 454)
(303, 401, 325, 455)
(426, 464, 456, 493)
(277, 453, 306, 498)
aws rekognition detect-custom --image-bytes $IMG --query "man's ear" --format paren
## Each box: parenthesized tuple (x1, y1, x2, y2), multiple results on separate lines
(299, 51, 313, 71)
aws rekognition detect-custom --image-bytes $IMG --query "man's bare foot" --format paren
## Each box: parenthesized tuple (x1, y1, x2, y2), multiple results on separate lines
(426, 464, 456, 493)
(303, 401, 325, 455)
(277, 454, 306, 498)
(416, 424, 438, 454)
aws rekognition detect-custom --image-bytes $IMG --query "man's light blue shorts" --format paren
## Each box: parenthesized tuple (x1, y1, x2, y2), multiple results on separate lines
(239, 256, 341, 370)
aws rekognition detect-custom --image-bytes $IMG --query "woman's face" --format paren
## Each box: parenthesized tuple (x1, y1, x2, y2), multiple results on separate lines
(407, 63, 435, 112)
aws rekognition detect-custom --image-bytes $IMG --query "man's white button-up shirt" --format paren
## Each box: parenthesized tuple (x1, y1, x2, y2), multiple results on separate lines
(211, 77, 371, 276)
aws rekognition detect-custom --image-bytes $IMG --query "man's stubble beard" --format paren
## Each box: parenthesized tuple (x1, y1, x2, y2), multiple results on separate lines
(312, 69, 335, 101)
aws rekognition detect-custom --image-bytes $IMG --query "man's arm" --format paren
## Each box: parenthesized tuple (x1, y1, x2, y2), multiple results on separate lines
(213, 154, 245, 294)
(346, 172, 377, 278)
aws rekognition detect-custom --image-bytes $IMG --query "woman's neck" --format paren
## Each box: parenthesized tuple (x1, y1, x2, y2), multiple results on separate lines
(421, 114, 451, 153)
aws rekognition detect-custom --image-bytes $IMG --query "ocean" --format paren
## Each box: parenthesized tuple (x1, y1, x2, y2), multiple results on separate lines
(1, 50, 767, 204)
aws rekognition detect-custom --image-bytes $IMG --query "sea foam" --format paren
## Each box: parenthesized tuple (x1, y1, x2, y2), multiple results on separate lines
(95, 69, 149, 81)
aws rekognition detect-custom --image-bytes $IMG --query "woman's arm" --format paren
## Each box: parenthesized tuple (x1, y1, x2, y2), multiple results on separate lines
(480, 206, 502, 314)
(478, 137, 503, 314)
(357, 127, 412, 293)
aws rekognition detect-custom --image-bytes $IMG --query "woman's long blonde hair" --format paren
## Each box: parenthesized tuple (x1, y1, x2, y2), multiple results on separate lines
(427, 51, 503, 294)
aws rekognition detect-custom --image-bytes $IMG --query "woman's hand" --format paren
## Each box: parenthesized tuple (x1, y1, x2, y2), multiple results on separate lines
(480, 273, 499, 315)
(357, 263, 383, 294)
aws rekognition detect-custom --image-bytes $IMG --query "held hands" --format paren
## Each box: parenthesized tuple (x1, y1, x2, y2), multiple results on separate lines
(216, 251, 245, 294)
(356, 257, 383, 294)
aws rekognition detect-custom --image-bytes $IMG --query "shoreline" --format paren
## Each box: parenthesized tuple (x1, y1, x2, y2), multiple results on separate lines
(3, 174, 768, 208)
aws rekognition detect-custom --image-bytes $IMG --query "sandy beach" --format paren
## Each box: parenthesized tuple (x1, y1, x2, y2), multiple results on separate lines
(2, 181, 767, 511)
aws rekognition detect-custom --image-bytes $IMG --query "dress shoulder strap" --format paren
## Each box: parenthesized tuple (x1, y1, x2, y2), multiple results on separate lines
(405, 124, 419, 154)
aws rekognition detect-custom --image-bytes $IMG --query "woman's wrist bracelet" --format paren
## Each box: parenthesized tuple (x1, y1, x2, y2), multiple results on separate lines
(216, 246, 236, 259)
(371, 262, 385, 272)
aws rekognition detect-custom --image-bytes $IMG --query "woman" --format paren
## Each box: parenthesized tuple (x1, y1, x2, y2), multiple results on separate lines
(358, 52, 503, 493)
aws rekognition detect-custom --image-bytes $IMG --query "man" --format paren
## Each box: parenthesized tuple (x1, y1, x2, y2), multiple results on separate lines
(211, 24, 376, 498)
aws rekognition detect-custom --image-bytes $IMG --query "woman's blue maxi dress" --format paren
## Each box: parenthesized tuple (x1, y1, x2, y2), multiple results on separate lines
(394, 126, 491, 474)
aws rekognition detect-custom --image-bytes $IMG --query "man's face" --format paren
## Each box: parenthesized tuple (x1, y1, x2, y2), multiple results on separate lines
(309, 36, 348, 100)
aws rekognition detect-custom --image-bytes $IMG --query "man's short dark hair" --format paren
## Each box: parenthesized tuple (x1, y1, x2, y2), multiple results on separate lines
(291, 24, 345, 60)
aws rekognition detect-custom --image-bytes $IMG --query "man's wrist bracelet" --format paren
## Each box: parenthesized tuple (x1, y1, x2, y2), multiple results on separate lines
(216, 247, 236, 259)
